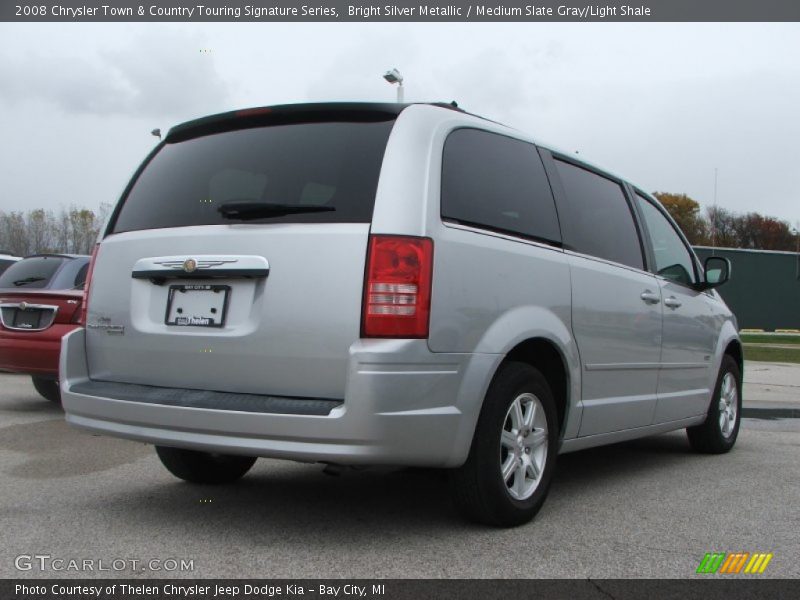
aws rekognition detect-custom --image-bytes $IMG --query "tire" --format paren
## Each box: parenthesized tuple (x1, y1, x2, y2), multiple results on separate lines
(686, 355, 742, 454)
(450, 361, 559, 527)
(155, 446, 257, 484)
(31, 376, 61, 404)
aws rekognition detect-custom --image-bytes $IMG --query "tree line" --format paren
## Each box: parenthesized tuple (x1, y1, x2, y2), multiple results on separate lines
(0, 196, 796, 257)
(0, 205, 112, 257)
(654, 192, 797, 251)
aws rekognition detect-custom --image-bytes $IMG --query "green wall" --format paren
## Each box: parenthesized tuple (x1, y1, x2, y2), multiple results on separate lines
(694, 246, 800, 331)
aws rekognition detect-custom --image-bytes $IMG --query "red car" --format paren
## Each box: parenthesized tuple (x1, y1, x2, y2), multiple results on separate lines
(0, 254, 90, 403)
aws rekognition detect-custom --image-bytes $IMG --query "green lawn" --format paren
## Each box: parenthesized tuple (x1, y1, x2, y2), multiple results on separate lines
(743, 345, 800, 364)
(740, 334, 800, 346)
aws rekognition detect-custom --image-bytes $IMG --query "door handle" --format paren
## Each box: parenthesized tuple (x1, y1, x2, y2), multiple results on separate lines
(664, 296, 682, 309)
(640, 291, 660, 305)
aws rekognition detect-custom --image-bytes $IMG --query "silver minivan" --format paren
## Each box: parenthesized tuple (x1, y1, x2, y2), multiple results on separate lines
(61, 102, 741, 526)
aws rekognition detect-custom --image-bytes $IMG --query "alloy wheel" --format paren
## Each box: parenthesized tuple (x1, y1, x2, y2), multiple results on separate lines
(500, 393, 548, 501)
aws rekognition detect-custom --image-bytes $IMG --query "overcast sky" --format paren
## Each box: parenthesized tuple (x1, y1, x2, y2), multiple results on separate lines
(0, 22, 798, 224)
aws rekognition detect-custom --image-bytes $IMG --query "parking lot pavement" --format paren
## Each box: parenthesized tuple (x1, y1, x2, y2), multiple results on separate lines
(743, 361, 800, 404)
(743, 361, 800, 418)
(1, 371, 799, 579)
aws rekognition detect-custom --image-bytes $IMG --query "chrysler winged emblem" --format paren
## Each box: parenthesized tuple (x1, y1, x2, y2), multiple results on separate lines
(182, 258, 198, 273)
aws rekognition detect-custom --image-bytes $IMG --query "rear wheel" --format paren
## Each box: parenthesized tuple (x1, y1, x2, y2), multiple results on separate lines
(686, 355, 742, 454)
(155, 446, 257, 484)
(450, 362, 558, 527)
(31, 377, 61, 404)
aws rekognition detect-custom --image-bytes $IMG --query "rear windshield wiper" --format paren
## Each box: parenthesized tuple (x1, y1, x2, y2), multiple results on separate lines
(218, 201, 335, 221)
(13, 277, 46, 287)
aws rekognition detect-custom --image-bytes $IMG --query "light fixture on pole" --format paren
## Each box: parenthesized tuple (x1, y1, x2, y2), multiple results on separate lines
(383, 68, 404, 103)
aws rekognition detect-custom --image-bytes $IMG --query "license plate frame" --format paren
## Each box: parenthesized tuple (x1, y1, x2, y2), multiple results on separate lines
(13, 309, 41, 330)
(165, 284, 230, 328)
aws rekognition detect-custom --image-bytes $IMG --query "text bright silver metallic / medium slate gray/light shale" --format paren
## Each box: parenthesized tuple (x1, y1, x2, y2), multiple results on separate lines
(60, 102, 742, 526)
(11, 2, 800, 22)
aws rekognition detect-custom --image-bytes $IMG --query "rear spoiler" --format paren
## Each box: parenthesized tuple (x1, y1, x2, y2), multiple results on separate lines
(166, 102, 406, 143)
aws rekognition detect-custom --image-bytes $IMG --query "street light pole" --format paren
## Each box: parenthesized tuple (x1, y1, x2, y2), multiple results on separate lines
(383, 68, 404, 103)
(794, 226, 800, 279)
(711, 167, 718, 251)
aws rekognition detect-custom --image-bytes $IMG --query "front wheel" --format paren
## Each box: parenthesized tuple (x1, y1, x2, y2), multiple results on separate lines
(31, 376, 61, 404)
(686, 355, 742, 454)
(155, 446, 257, 484)
(450, 362, 558, 527)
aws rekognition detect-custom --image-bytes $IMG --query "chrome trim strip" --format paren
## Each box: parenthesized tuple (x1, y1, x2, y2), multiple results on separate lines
(584, 363, 660, 371)
(131, 255, 270, 282)
(441, 221, 564, 252)
(153, 258, 239, 269)
(563, 248, 652, 277)
(585, 362, 709, 371)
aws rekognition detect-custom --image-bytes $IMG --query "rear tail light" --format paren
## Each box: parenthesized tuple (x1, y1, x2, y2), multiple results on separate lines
(362, 235, 433, 338)
(77, 243, 100, 326)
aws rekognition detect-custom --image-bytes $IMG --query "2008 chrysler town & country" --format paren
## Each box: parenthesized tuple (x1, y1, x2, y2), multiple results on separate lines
(61, 102, 741, 526)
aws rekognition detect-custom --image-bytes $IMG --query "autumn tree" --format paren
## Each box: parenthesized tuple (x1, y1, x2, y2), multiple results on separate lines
(653, 192, 708, 244)
(731, 212, 795, 251)
(0, 205, 110, 257)
(0, 212, 29, 256)
(27, 209, 54, 254)
(68, 208, 98, 255)
(705, 206, 739, 248)
(651, 193, 797, 250)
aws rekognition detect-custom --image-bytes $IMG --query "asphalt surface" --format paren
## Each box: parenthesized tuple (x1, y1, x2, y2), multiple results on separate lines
(0, 368, 799, 579)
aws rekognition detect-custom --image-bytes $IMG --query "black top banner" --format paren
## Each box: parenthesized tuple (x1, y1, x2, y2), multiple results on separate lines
(4, 0, 800, 22)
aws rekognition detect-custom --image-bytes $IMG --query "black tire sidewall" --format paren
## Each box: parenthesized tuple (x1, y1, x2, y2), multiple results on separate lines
(31, 376, 61, 404)
(708, 355, 743, 451)
(155, 446, 256, 484)
(472, 363, 559, 524)
(688, 354, 742, 454)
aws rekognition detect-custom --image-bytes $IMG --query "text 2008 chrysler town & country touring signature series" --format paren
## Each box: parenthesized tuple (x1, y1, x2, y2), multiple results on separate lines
(60, 102, 741, 526)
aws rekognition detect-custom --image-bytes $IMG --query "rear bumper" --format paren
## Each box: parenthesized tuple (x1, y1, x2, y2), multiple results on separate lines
(0, 325, 77, 376)
(60, 329, 499, 467)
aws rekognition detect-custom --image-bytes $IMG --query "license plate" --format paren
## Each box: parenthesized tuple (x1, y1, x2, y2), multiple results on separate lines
(13, 309, 41, 329)
(165, 284, 230, 327)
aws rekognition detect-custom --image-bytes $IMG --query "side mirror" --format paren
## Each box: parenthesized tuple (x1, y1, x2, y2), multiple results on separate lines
(697, 256, 731, 290)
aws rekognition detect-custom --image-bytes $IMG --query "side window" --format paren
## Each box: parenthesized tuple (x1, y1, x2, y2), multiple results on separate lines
(0, 259, 15, 275)
(441, 129, 561, 244)
(74, 263, 90, 288)
(635, 194, 697, 286)
(554, 159, 644, 270)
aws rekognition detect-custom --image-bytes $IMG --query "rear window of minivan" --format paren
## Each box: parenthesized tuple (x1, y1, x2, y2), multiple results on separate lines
(111, 120, 396, 233)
